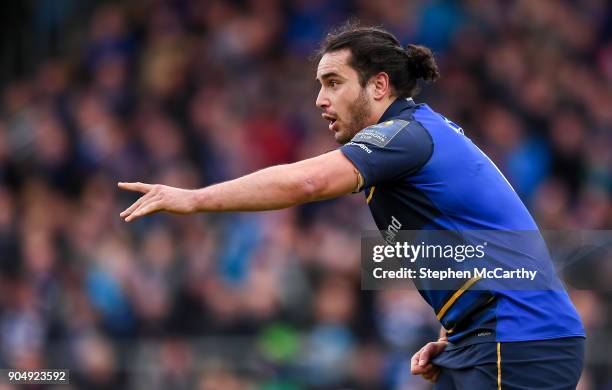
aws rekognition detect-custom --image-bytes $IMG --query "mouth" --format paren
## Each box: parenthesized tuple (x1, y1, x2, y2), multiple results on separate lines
(322, 113, 338, 132)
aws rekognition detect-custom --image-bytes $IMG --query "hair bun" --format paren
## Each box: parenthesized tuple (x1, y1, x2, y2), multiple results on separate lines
(405, 44, 440, 83)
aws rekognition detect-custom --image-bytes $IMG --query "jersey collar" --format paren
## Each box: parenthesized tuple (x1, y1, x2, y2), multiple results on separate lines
(377, 97, 417, 124)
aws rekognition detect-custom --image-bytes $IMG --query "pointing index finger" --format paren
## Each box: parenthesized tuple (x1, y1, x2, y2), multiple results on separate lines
(118, 182, 152, 193)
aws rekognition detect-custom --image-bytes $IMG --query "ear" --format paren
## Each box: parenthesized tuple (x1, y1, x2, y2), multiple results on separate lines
(369, 72, 391, 101)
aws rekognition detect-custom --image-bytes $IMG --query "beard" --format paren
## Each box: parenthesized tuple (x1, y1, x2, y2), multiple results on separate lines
(335, 88, 372, 144)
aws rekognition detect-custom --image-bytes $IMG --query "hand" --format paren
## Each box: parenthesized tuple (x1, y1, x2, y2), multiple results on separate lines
(410, 340, 448, 383)
(118, 182, 199, 222)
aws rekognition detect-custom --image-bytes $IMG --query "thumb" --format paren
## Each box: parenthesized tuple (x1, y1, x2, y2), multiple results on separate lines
(411, 349, 422, 368)
(419, 345, 432, 366)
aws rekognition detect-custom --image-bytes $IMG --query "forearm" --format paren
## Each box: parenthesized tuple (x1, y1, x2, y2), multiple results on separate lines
(193, 164, 318, 212)
(193, 152, 357, 212)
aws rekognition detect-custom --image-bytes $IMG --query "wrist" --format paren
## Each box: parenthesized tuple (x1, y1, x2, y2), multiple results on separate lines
(191, 188, 210, 212)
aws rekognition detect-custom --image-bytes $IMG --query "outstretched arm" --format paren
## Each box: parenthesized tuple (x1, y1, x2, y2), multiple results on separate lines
(118, 150, 361, 222)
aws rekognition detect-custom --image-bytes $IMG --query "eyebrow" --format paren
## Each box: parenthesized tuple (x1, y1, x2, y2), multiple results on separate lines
(316, 72, 345, 83)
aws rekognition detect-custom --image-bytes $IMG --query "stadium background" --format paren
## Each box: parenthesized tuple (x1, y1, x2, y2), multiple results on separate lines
(0, 0, 610, 389)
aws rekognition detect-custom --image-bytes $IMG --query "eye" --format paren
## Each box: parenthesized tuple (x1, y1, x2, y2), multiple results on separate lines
(328, 80, 340, 89)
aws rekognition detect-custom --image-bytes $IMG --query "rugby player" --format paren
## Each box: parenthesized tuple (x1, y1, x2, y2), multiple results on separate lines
(118, 23, 585, 389)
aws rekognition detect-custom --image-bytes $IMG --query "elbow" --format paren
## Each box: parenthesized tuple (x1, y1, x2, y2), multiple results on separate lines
(295, 172, 329, 203)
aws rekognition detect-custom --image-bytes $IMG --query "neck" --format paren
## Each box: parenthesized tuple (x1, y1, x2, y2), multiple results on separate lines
(371, 97, 397, 124)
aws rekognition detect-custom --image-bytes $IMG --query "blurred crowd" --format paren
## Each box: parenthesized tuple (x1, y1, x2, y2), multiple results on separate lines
(0, 0, 610, 389)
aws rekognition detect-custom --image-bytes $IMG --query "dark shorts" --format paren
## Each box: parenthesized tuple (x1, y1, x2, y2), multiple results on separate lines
(431, 337, 585, 390)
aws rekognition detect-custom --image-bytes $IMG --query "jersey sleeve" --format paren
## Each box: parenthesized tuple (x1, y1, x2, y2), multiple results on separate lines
(339, 119, 433, 189)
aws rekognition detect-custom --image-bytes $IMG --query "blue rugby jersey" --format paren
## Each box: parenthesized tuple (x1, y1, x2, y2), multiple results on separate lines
(340, 98, 585, 344)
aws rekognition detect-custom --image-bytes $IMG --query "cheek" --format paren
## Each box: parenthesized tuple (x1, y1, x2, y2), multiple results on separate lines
(335, 88, 359, 116)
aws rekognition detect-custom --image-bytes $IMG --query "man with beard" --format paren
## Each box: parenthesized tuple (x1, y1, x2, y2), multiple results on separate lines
(119, 23, 585, 389)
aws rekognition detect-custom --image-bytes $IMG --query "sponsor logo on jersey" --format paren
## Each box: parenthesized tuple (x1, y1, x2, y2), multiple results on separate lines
(384, 215, 402, 244)
(345, 141, 372, 154)
(351, 119, 410, 148)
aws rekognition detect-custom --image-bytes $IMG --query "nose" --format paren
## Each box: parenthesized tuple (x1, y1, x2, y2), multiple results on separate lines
(316, 87, 329, 110)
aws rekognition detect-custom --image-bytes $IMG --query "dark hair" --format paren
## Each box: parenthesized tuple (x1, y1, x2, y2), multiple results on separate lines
(316, 21, 439, 98)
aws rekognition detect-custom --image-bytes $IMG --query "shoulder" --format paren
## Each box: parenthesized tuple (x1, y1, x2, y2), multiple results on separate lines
(351, 119, 431, 149)
(351, 119, 410, 147)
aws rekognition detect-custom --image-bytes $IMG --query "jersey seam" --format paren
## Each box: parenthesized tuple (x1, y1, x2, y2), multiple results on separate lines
(495, 333, 586, 343)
